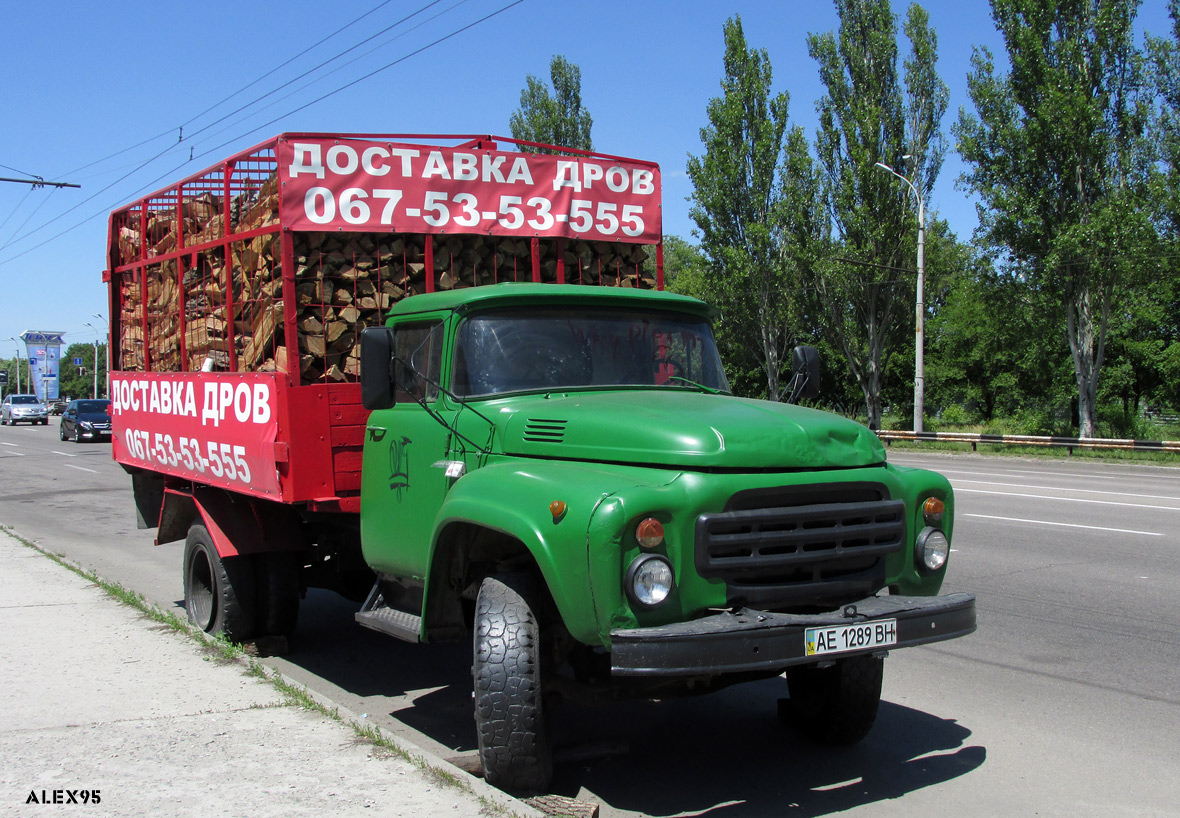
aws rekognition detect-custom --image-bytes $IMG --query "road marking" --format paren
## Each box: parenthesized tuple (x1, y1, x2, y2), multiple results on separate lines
(2, 451, 25, 456)
(63, 463, 97, 474)
(952, 478, 1180, 503)
(963, 513, 1161, 537)
(0, 442, 17, 447)
(957, 487, 1180, 512)
(51, 450, 77, 458)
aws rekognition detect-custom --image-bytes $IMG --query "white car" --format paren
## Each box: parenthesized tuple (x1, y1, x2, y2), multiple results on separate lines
(0, 394, 50, 425)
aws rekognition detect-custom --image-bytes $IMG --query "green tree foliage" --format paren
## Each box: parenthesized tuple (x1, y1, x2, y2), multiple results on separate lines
(509, 55, 593, 153)
(684, 16, 825, 400)
(926, 242, 1068, 427)
(57, 343, 107, 401)
(1141, 2, 1180, 417)
(660, 234, 707, 291)
(956, 0, 1157, 437)
(806, 0, 949, 428)
(0, 344, 106, 402)
(1148, 0, 1180, 235)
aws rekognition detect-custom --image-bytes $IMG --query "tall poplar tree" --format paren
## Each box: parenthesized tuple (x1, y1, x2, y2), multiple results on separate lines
(509, 55, 593, 153)
(956, 0, 1156, 437)
(806, 0, 948, 429)
(685, 16, 825, 400)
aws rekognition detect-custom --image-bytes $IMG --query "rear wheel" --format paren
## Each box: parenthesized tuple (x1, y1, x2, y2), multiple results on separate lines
(183, 523, 257, 643)
(782, 654, 884, 745)
(59, 424, 66, 440)
(473, 573, 553, 793)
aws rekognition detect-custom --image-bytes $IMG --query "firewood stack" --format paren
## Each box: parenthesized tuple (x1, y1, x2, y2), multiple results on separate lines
(113, 171, 656, 384)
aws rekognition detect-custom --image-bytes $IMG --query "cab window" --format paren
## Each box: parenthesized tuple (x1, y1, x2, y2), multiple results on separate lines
(393, 322, 444, 404)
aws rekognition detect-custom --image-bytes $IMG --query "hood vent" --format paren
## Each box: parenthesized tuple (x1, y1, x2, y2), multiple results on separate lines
(523, 418, 568, 444)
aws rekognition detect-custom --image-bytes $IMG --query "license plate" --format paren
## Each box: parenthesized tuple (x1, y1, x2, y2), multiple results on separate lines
(805, 619, 897, 657)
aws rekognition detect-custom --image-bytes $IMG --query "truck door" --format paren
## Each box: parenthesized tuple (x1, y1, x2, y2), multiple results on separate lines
(360, 319, 452, 580)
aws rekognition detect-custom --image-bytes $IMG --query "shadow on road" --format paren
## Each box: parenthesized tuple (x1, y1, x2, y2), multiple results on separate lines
(548, 689, 984, 817)
(271, 592, 984, 816)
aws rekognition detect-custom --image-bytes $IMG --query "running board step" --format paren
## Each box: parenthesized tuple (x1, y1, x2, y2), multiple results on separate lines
(355, 607, 423, 643)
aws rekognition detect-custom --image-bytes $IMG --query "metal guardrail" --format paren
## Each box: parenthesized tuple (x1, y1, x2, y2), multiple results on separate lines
(875, 430, 1180, 455)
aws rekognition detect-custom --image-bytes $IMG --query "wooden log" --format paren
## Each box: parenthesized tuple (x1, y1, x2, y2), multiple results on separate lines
(240, 304, 283, 371)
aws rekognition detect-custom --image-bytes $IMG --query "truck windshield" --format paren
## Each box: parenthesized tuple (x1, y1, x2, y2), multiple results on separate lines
(453, 308, 730, 398)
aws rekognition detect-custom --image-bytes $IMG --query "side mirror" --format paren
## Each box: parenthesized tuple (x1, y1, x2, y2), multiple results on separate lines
(360, 327, 396, 410)
(785, 345, 821, 404)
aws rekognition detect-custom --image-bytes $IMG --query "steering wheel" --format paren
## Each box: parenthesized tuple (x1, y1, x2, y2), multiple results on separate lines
(624, 356, 683, 384)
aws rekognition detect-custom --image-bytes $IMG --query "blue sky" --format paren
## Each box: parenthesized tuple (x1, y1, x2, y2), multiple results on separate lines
(0, 0, 1173, 353)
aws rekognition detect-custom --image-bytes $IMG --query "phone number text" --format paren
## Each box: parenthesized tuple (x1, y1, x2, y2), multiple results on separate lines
(123, 429, 253, 483)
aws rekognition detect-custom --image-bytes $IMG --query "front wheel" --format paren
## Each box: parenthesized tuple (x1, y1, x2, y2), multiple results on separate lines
(782, 654, 884, 745)
(183, 523, 257, 643)
(473, 574, 553, 793)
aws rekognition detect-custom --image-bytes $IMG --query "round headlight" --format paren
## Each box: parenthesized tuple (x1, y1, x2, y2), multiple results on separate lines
(625, 554, 674, 608)
(916, 527, 949, 572)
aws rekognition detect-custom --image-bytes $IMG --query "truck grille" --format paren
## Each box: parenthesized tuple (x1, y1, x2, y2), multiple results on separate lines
(694, 483, 905, 611)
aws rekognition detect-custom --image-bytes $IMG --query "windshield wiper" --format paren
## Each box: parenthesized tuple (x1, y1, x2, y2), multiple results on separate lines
(665, 376, 723, 395)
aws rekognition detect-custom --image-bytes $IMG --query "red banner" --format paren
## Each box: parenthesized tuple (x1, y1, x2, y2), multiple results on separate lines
(276, 137, 662, 243)
(110, 372, 281, 498)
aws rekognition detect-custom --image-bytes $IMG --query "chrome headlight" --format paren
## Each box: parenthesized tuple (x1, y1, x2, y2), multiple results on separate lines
(916, 527, 950, 572)
(625, 554, 674, 608)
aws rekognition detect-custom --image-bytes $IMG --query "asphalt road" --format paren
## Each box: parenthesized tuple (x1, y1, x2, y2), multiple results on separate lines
(2, 421, 1178, 817)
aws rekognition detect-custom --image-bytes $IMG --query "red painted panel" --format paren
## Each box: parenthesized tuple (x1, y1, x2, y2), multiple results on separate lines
(277, 136, 661, 243)
(111, 372, 281, 499)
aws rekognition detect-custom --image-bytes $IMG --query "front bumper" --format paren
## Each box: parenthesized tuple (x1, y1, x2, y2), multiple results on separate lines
(12, 412, 48, 423)
(610, 592, 976, 676)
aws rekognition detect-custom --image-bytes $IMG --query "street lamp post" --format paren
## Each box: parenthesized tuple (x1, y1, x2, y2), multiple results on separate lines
(92, 314, 108, 399)
(875, 159, 926, 433)
(9, 338, 21, 394)
(84, 323, 100, 399)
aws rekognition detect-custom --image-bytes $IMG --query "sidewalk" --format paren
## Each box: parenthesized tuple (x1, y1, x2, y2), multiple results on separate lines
(0, 529, 537, 818)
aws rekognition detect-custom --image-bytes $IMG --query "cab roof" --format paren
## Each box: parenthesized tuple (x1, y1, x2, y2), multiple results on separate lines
(385, 283, 716, 320)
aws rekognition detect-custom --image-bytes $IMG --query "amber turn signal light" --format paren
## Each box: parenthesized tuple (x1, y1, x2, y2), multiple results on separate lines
(636, 517, 665, 549)
(549, 501, 567, 520)
(922, 496, 945, 525)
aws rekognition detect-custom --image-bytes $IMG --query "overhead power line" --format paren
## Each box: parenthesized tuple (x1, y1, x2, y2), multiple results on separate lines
(0, 0, 528, 268)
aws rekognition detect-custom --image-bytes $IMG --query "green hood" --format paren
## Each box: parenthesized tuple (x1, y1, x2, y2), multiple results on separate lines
(497, 391, 885, 470)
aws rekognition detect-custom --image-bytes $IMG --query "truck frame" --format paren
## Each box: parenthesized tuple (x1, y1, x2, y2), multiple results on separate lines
(106, 133, 975, 794)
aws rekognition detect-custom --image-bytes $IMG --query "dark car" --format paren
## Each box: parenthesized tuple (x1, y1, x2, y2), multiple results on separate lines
(59, 399, 112, 443)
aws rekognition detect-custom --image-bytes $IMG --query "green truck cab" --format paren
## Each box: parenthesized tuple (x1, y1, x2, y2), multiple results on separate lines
(357, 283, 975, 791)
